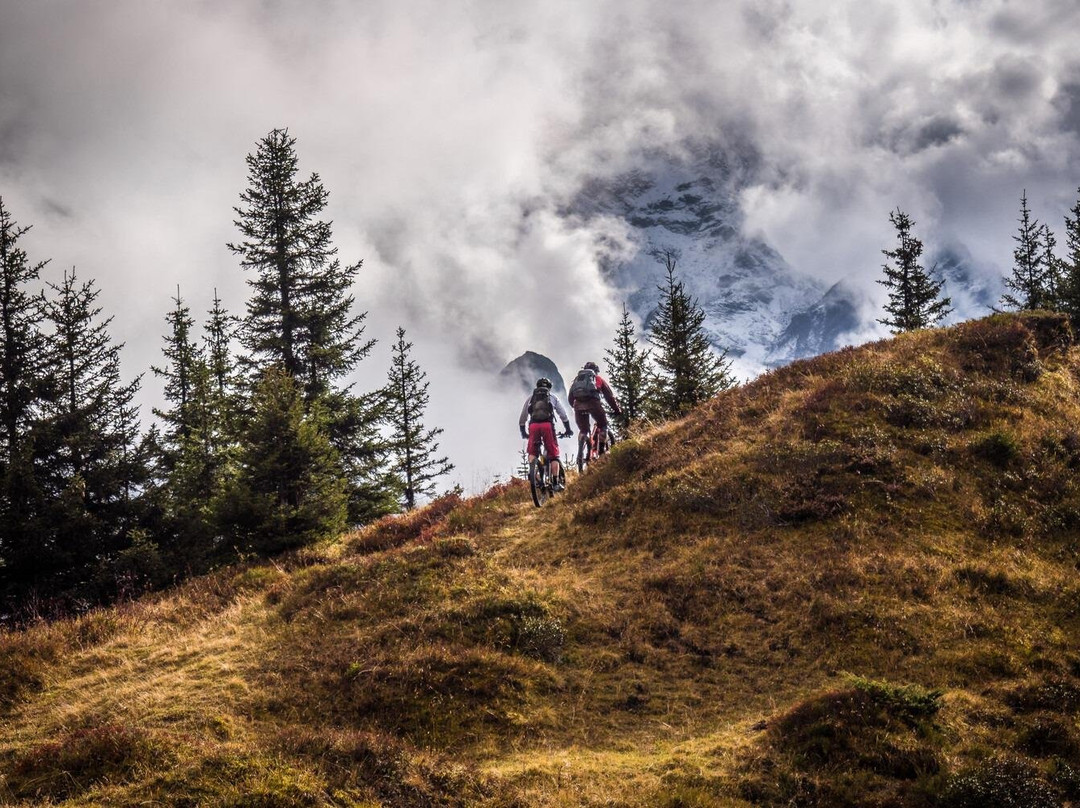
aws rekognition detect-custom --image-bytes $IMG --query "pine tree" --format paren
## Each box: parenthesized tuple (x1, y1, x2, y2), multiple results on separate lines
(299, 255, 375, 400)
(1058, 188, 1080, 324)
(150, 291, 229, 566)
(201, 289, 242, 458)
(322, 388, 400, 523)
(0, 199, 50, 588)
(228, 128, 390, 522)
(877, 208, 952, 333)
(647, 250, 734, 419)
(228, 128, 372, 397)
(151, 288, 201, 457)
(1002, 190, 1049, 310)
(1040, 223, 1063, 311)
(220, 366, 347, 554)
(384, 327, 452, 510)
(204, 290, 238, 403)
(37, 269, 143, 583)
(604, 303, 652, 433)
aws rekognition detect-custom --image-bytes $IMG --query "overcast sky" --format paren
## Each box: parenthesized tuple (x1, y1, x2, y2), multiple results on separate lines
(2, 0, 1080, 490)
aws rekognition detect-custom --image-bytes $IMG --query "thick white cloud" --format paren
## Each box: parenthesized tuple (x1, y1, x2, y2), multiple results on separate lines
(2, 0, 1079, 489)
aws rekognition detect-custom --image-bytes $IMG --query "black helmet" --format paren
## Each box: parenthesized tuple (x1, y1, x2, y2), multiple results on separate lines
(584, 361, 599, 373)
(536, 377, 552, 389)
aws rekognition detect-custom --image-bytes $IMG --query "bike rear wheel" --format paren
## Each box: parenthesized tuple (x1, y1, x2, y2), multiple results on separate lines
(529, 458, 548, 507)
(594, 425, 609, 457)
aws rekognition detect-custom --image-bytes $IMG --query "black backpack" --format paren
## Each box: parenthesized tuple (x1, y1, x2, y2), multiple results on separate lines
(529, 388, 554, 422)
(569, 369, 600, 402)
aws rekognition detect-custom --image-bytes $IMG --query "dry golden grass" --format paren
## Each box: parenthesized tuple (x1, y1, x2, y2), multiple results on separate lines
(4, 312, 1080, 806)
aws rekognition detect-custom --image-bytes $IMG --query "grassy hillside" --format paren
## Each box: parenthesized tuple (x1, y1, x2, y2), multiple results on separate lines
(4, 312, 1080, 807)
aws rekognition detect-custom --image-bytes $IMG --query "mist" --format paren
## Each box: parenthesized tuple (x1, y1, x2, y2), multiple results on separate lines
(2, 0, 1079, 491)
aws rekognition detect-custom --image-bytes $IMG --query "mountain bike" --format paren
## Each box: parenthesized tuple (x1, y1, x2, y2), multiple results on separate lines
(577, 422, 614, 474)
(529, 430, 571, 507)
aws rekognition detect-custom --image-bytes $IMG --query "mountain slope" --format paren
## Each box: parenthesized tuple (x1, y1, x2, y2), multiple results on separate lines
(4, 312, 1080, 807)
(573, 146, 999, 379)
(498, 350, 567, 398)
(573, 147, 839, 376)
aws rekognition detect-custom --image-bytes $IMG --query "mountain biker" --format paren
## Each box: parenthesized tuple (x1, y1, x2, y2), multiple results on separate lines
(519, 377, 573, 492)
(568, 361, 621, 449)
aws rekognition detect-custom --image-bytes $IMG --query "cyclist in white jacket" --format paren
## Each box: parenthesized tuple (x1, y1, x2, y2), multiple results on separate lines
(518, 377, 572, 491)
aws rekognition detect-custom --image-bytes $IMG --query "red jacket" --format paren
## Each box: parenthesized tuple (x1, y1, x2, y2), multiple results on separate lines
(569, 373, 619, 412)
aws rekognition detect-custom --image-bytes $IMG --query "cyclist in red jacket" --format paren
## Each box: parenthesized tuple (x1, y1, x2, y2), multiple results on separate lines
(567, 361, 621, 442)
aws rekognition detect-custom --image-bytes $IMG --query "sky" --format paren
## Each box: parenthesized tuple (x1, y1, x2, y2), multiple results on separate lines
(2, 0, 1080, 492)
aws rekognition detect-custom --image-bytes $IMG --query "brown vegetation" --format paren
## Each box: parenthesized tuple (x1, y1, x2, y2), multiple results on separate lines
(3, 312, 1080, 806)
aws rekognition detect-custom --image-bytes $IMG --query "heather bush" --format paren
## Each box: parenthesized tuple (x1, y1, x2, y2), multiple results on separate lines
(8, 723, 169, 801)
(348, 491, 463, 554)
(972, 430, 1022, 467)
(941, 757, 1057, 808)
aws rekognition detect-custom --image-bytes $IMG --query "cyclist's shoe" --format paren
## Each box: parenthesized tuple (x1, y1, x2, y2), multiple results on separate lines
(553, 480, 565, 493)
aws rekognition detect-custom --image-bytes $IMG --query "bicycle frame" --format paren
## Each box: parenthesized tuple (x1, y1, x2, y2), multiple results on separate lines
(576, 420, 611, 473)
(528, 428, 566, 507)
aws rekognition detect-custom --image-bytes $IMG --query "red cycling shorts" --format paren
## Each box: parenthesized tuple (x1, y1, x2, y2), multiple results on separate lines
(528, 422, 559, 459)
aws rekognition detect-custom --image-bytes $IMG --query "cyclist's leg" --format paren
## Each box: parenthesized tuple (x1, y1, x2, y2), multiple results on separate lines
(590, 401, 610, 453)
(574, 407, 591, 466)
(541, 423, 564, 490)
(591, 400, 609, 432)
(574, 407, 591, 437)
(527, 422, 544, 465)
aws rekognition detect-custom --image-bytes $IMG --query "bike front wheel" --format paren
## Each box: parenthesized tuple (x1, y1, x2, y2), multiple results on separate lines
(529, 458, 548, 507)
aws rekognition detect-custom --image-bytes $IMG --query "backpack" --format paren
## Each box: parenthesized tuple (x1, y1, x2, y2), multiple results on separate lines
(569, 369, 600, 403)
(529, 388, 554, 422)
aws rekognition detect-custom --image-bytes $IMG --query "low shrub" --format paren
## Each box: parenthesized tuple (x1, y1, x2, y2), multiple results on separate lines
(1051, 758, 1080, 801)
(8, 722, 168, 801)
(847, 674, 944, 726)
(971, 430, 1022, 467)
(768, 681, 942, 772)
(336, 647, 549, 746)
(941, 757, 1057, 808)
(953, 315, 1047, 382)
(739, 679, 945, 807)
(272, 726, 483, 806)
(349, 492, 463, 554)
(451, 591, 566, 662)
(954, 565, 1022, 597)
(1006, 676, 1080, 714)
(0, 646, 45, 710)
(1017, 715, 1080, 758)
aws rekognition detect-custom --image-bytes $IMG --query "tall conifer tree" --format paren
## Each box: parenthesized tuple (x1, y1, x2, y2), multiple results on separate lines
(149, 291, 230, 564)
(1057, 188, 1080, 325)
(37, 269, 142, 582)
(1040, 223, 1063, 310)
(604, 303, 652, 432)
(877, 208, 952, 333)
(228, 128, 389, 523)
(204, 290, 238, 402)
(385, 328, 451, 510)
(152, 288, 200, 457)
(228, 128, 372, 397)
(221, 366, 347, 554)
(0, 199, 50, 587)
(647, 251, 734, 419)
(1002, 190, 1049, 310)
